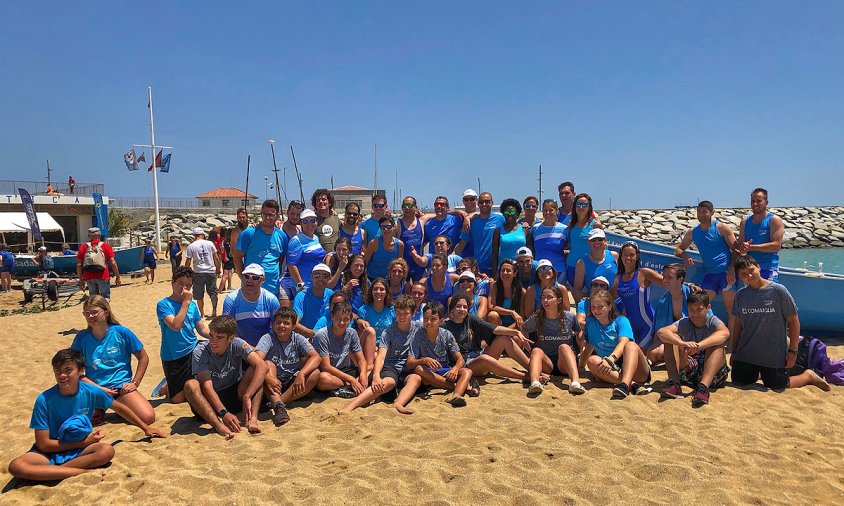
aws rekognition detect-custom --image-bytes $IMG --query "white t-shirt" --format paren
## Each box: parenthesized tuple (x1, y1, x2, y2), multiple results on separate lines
(186, 239, 218, 274)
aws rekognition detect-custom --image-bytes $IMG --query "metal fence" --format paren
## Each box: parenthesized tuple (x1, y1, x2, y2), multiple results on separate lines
(0, 180, 104, 196)
(110, 196, 204, 208)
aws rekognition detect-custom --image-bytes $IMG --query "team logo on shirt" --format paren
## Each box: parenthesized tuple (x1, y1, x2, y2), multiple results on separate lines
(321, 225, 334, 237)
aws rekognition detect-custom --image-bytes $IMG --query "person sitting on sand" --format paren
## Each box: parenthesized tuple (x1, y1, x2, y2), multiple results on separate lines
(313, 301, 369, 398)
(71, 295, 156, 426)
(575, 276, 614, 329)
(581, 290, 652, 400)
(656, 291, 731, 407)
(729, 256, 830, 392)
(341, 295, 424, 414)
(156, 267, 211, 403)
(8, 349, 164, 482)
(523, 285, 584, 396)
(651, 263, 697, 364)
(357, 277, 396, 369)
(184, 315, 268, 438)
(256, 307, 321, 426)
(291, 262, 334, 339)
(406, 302, 474, 408)
(222, 263, 281, 346)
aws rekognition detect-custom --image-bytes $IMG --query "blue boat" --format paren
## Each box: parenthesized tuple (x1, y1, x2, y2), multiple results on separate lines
(13, 245, 146, 279)
(605, 231, 844, 336)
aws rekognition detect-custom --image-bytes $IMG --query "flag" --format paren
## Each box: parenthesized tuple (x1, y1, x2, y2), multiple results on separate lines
(137, 152, 146, 163)
(160, 152, 171, 173)
(93, 192, 109, 239)
(18, 188, 42, 241)
(147, 149, 162, 172)
(124, 149, 139, 171)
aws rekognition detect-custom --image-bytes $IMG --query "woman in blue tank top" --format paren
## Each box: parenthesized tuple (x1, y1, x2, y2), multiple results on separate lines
(492, 199, 531, 270)
(517, 196, 542, 226)
(398, 197, 426, 281)
(339, 202, 364, 254)
(364, 216, 404, 280)
(385, 258, 409, 298)
(572, 228, 618, 301)
(612, 242, 660, 349)
(424, 254, 458, 308)
(523, 259, 571, 315)
(487, 259, 524, 329)
(565, 193, 604, 284)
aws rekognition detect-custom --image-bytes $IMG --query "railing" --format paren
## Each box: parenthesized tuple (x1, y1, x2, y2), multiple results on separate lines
(110, 196, 204, 208)
(0, 180, 103, 196)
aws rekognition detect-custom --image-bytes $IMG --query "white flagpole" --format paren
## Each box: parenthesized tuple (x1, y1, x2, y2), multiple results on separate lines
(148, 86, 162, 252)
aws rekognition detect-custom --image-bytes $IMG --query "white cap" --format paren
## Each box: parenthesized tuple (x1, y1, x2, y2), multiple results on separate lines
(312, 263, 331, 274)
(38, 246, 47, 252)
(192, 227, 206, 236)
(591, 276, 610, 287)
(242, 263, 265, 276)
(300, 209, 317, 220)
(458, 271, 476, 281)
(587, 228, 606, 241)
(536, 259, 553, 270)
(516, 246, 533, 259)
(462, 189, 478, 198)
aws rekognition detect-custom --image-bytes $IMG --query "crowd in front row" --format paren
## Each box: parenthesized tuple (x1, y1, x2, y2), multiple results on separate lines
(9, 183, 836, 482)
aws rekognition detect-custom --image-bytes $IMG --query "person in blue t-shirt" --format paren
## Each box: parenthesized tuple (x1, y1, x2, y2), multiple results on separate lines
(165, 236, 183, 271)
(455, 192, 504, 276)
(222, 263, 282, 346)
(360, 194, 391, 247)
(72, 295, 155, 426)
(287, 209, 328, 291)
(423, 196, 467, 254)
(8, 349, 164, 482)
(234, 199, 288, 297)
(292, 262, 334, 338)
(0, 242, 16, 293)
(155, 267, 211, 403)
(357, 278, 396, 369)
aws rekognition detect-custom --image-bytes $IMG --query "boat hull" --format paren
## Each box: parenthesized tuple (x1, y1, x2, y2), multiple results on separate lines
(13, 245, 146, 279)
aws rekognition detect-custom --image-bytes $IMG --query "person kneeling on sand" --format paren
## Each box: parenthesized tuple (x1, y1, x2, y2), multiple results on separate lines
(184, 315, 268, 439)
(341, 295, 424, 415)
(255, 307, 321, 426)
(729, 256, 830, 392)
(8, 349, 164, 482)
(313, 301, 369, 398)
(656, 291, 730, 407)
(407, 301, 474, 408)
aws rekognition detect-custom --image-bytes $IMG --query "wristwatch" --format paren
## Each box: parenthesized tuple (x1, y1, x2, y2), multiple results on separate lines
(217, 408, 228, 418)
(296, 282, 306, 291)
(787, 348, 798, 354)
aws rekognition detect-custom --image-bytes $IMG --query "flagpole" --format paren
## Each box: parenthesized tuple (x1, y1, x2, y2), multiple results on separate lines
(148, 86, 162, 253)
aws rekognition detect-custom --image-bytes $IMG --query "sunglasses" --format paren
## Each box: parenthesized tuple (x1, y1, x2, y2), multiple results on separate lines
(401, 203, 415, 209)
(345, 212, 359, 218)
(301, 218, 317, 224)
(575, 202, 590, 208)
(380, 224, 395, 230)
(82, 310, 103, 317)
(463, 196, 477, 201)
(373, 203, 386, 209)
(459, 278, 475, 283)
(524, 204, 538, 210)
(502, 210, 518, 216)
(479, 199, 492, 205)
(537, 266, 553, 273)
(591, 284, 609, 290)
(434, 203, 448, 208)
(243, 274, 263, 281)
(589, 238, 606, 243)
(313, 272, 330, 279)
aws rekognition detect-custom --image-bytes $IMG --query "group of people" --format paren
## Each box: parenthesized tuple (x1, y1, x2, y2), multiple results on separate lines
(10, 183, 834, 482)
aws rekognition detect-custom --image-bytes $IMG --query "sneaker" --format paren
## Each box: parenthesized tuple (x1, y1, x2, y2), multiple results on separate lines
(333, 386, 356, 399)
(632, 382, 653, 395)
(660, 381, 684, 400)
(611, 382, 630, 400)
(528, 381, 544, 395)
(691, 384, 710, 407)
(271, 402, 290, 426)
(569, 381, 586, 395)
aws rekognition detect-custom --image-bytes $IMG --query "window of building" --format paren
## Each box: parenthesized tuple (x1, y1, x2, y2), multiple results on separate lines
(202, 199, 211, 207)
(221, 199, 230, 207)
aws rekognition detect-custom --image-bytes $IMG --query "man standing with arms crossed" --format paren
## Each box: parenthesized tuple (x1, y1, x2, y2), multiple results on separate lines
(737, 188, 784, 282)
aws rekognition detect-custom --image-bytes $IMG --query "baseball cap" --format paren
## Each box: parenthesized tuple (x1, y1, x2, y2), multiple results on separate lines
(300, 209, 317, 220)
(458, 271, 476, 281)
(536, 259, 553, 270)
(587, 229, 606, 241)
(192, 227, 206, 236)
(88, 227, 101, 236)
(516, 247, 533, 259)
(591, 276, 610, 287)
(242, 263, 265, 276)
(312, 263, 331, 274)
(38, 246, 47, 252)
(462, 189, 478, 198)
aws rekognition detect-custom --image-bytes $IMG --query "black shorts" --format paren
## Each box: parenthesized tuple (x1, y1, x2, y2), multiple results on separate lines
(162, 353, 193, 400)
(369, 365, 409, 402)
(191, 380, 243, 418)
(731, 360, 790, 390)
(223, 259, 234, 270)
(339, 366, 360, 378)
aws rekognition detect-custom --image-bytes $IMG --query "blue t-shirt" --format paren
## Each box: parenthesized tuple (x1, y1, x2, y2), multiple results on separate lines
(293, 287, 334, 329)
(423, 253, 462, 277)
(462, 213, 504, 271)
(409, 327, 460, 364)
(156, 297, 202, 361)
(256, 332, 314, 380)
(424, 214, 463, 253)
(361, 216, 384, 245)
(378, 321, 422, 371)
(532, 223, 568, 273)
(313, 326, 363, 369)
(286, 233, 327, 286)
(30, 382, 113, 440)
(236, 226, 288, 295)
(71, 325, 143, 389)
(585, 316, 634, 357)
(192, 337, 254, 391)
(357, 304, 396, 338)
(222, 288, 281, 346)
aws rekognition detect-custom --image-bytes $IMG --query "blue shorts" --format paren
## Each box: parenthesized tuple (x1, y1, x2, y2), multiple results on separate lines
(28, 444, 84, 465)
(700, 272, 734, 294)
(144, 259, 157, 270)
(431, 366, 452, 376)
(0, 265, 12, 273)
(465, 350, 483, 364)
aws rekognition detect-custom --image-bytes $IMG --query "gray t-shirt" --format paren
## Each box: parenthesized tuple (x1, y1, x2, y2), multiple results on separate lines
(256, 332, 314, 380)
(731, 282, 798, 368)
(186, 239, 218, 274)
(409, 327, 460, 364)
(313, 326, 362, 370)
(377, 321, 421, 371)
(523, 311, 580, 357)
(192, 337, 254, 391)
(672, 314, 723, 344)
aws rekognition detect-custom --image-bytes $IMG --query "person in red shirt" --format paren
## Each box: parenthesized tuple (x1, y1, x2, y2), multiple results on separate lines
(76, 227, 121, 300)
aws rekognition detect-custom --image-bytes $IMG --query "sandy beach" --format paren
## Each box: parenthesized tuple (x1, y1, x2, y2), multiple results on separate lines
(0, 265, 842, 505)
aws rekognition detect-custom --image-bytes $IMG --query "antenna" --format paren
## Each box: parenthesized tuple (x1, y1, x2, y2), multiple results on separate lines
(538, 164, 543, 201)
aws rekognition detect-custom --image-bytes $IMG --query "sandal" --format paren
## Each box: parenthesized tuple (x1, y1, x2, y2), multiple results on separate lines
(271, 402, 290, 426)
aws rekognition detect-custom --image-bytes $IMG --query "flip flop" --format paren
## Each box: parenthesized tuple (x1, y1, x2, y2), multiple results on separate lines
(151, 378, 167, 398)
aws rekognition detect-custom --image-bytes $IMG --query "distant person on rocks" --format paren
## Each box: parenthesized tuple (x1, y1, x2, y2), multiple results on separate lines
(165, 237, 182, 271)
(76, 227, 120, 301)
(185, 227, 220, 318)
(737, 187, 784, 282)
(223, 263, 282, 346)
(234, 199, 288, 301)
(312, 188, 341, 253)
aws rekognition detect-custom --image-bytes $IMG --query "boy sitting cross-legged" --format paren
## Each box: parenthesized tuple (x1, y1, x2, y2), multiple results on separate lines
(313, 301, 369, 398)
(184, 315, 268, 439)
(255, 307, 321, 426)
(8, 349, 165, 481)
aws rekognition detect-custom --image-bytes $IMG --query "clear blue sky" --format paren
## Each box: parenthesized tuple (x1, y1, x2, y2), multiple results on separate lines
(1, 1, 842, 209)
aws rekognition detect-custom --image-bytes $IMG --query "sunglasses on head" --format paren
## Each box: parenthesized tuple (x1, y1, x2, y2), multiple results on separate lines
(301, 218, 317, 224)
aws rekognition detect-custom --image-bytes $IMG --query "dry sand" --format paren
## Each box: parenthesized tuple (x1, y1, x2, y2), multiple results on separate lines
(0, 265, 842, 505)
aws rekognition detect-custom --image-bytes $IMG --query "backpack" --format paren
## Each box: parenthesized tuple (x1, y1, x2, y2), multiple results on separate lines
(794, 336, 844, 386)
(82, 242, 107, 273)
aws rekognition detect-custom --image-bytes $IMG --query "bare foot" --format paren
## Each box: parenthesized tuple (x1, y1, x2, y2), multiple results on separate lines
(214, 424, 235, 440)
(392, 403, 414, 415)
(539, 373, 551, 384)
(247, 421, 261, 434)
(807, 370, 831, 391)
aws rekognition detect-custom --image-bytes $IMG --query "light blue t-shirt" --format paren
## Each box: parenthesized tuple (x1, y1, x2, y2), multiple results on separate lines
(361, 216, 385, 245)
(286, 232, 327, 286)
(585, 316, 634, 357)
(236, 226, 288, 296)
(156, 297, 202, 361)
(424, 214, 463, 253)
(357, 304, 396, 338)
(30, 382, 113, 440)
(71, 325, 143, 389)
(293, 287, 334, 329)
(462, 213, 504, 271)
(192, 337, 254, 391)
(378, 321, 422, 371)
(256, 332, 314, 380)
(313, 326, 362, 369)
(532, 223, 569, 273)
(222, 288, 281, 346)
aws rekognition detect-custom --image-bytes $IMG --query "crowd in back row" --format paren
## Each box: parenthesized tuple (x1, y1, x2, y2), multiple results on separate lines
(9, 182, 836, 482)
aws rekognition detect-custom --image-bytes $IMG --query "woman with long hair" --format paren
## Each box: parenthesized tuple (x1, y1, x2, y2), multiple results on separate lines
(325, 237, 352, 290)
(523, 259, 571, 315)
(422, 253, 459, 308)
(364, 216, 404, 280)
(341, 253, 369, 314)
(486, 259, 524, 329)
(450, 270, 489, 319)
(357, 278, 396, 370)
(613, 241, 660, 351)
(564, 193, 604, 285)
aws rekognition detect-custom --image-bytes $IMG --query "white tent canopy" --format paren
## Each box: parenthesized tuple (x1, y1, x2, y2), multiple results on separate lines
(0, 212, 64, 234)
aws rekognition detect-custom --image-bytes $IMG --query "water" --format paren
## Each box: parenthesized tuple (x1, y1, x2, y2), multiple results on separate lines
(779, 247, 844, 274)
